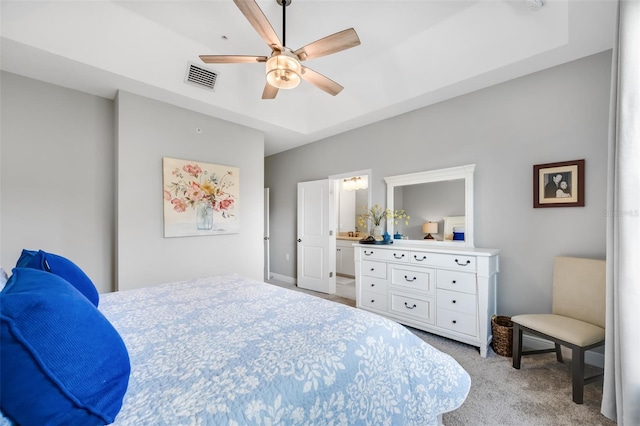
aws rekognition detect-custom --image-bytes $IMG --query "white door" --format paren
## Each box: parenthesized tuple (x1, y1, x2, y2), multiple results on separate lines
(297, 179, 335, 294)
(264, 188, 270, 281)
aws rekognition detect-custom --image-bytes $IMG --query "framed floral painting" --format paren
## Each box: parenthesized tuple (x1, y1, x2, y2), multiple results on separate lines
(162, 157, 239, 237)
(533, 159, 584, 208)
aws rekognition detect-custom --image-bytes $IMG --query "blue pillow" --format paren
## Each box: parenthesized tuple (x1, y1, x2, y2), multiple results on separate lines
(0, 268, 130, 425)
(15, 249, 37, 268)
(16, 249, 99, 307)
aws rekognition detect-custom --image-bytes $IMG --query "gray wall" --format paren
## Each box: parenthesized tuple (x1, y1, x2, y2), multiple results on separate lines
(265, 50, 612, 317)
(1, 73, 265, 293)
(116, 91, 264, 290)
(1, 72, 115, 292)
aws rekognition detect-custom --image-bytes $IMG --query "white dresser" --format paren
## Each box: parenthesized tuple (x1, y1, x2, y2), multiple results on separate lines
(355, 243, 500, 357)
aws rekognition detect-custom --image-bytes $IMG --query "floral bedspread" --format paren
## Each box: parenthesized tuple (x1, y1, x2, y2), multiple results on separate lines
(97, 274, 470, 425)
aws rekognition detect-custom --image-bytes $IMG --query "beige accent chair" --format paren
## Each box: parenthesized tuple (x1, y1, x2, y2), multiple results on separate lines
(511, 256, 605, 404)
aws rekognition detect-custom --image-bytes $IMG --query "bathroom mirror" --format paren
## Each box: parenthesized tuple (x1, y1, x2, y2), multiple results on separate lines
(338, 185, 368, 232)
(384, 164, 475, 247)
(329, 169, 372, 235)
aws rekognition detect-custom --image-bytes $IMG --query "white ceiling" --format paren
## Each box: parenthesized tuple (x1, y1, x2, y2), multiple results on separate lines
(1, 0, 616, 156)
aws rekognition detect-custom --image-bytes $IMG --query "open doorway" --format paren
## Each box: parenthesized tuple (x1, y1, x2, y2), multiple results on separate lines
(329, 169, 371, 300)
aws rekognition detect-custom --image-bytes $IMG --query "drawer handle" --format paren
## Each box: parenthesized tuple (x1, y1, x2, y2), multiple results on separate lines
(455, 259, 471, 266)
(452, 280, 457, 284)
(452, 320, 457, 324)
(364, 250, 374, 256)
(370, 268, 375, 272)
(414, 255, 427, 261)
(404, 275, 417, 282)
(371, 299, 375, 303)
(370, 283, 375, 287)
(394, 253, 405, 259)
(404, 302, 417, 309)
(452, 300, 457, 304)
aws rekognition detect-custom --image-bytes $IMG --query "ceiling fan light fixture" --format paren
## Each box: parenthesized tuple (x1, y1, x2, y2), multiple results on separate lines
(266, 50, 301, 90)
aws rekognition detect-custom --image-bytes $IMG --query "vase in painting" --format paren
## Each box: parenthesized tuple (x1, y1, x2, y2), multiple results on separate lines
(196, 200, 214, 230)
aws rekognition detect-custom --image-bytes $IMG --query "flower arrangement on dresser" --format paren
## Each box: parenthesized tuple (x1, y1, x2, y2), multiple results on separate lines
(358, 204, 410, 239)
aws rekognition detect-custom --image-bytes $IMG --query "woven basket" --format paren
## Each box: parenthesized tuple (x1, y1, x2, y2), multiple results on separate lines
(491, 315, 513, 357)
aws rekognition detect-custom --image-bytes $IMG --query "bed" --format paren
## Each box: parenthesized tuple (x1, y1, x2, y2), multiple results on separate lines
(2, 271, 470, 425)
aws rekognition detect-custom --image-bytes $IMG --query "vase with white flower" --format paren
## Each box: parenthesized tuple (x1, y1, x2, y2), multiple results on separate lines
(358, 204, 410, 241)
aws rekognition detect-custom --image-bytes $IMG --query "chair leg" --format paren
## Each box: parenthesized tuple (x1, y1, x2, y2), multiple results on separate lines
(555, 343, 563, 363)
(571, 347, 585, 404)
(512, 324, 523, 369)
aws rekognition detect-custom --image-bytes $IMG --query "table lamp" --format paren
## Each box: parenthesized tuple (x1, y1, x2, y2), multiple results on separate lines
(422, 222, 438, 239)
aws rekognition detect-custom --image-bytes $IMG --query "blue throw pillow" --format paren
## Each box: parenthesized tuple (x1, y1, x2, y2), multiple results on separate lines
(0, 268, 130, 425)
(15, 249, 37, 268)
(16, 249, 99, 307)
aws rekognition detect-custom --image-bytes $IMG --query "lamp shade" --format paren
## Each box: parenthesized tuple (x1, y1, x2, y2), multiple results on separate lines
(265, 50, 301, 90)
(422, 222, 438, 234)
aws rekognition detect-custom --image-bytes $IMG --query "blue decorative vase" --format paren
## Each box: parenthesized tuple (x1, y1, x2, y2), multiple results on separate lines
(383, 232, 391, 243)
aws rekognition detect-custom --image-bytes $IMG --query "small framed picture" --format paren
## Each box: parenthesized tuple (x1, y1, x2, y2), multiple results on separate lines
(533, 159, 585, 208)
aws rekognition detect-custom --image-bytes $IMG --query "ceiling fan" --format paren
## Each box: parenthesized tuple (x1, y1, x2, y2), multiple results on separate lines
(200, 0, 361, 99)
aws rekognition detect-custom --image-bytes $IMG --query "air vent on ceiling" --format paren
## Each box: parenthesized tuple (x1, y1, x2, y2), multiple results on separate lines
(185, 62, 218, 91)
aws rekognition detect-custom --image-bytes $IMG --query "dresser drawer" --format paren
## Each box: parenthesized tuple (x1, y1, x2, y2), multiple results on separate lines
(390, 292, 435, 324)
(436, 269, 476, 294)
(390, 265, 434, 294)
(437, 289, 477, 314)
(361, 248, 409, 263)
(360, 276, 387, 295)
(411, 251, 476, 272)
(437, 308, 477, 336)
(433, 253, 477, 272)
(361, 260, 386, 279)
(360, 290, 388, 311)
(409, 252, 431, 265)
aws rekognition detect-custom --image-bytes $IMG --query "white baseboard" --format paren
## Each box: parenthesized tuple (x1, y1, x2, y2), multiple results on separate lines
(270, 273, 297, 285)
(522, 335, 604, 368)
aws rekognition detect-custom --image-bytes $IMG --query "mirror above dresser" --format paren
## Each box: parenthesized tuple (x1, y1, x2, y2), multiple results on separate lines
(384, 164, 475, 248)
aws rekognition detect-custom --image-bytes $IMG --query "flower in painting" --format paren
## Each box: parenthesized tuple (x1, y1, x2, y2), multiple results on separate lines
(164, 163, 236, 218)
(218, 198, 234, 211)
(186, 182, 205, 201)
(183, 164, 202, 176)
(171, 198, 188, 212)
(200, 181, 216, 196)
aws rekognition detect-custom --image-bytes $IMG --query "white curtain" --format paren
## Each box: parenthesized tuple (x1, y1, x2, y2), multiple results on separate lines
(601, 0, 640, 424)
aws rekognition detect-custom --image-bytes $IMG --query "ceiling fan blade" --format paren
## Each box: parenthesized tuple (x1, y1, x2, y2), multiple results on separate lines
(200, 55, 267, 64)
(300, 66, 344, 96)
(262, 82, 279, 100)
(233, 0, 283, 52)
(293, 28, 360, 61)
